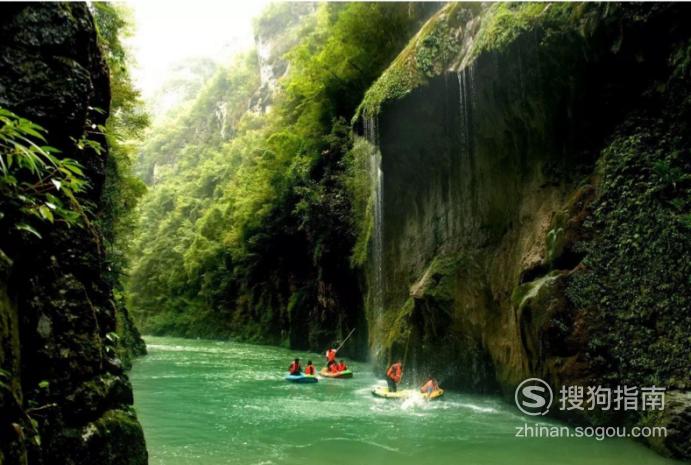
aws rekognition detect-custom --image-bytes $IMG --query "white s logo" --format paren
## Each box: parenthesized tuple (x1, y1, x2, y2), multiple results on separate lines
(515, 378, 553, 416)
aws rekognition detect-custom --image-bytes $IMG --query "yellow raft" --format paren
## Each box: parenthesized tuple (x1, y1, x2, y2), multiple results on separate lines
(371, 386, 444, 400)
(319, 368, 353, 378)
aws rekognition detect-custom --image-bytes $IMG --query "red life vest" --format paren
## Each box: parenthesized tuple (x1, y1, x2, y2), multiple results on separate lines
(329, 363, 339, 373)
(289, 362, 300, 374)
(387, 363, 402, 383)
(338, 362, 347, 371)
(326, 349, 337, 362)
(304, 365, 315, 375)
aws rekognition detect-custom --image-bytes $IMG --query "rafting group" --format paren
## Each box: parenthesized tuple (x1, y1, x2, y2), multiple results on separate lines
(286, 348, 353, 380)
(283, 330, 444, 401)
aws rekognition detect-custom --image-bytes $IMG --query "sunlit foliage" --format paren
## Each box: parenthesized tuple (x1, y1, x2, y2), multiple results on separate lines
(0, 107, 88, 247)
(92, 3, 150, 294)
(126, 3, 430, 343)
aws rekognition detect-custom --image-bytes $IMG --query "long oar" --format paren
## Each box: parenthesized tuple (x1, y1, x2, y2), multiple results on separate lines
(400, 331, 411, 383)
(336, 328, 356, 352)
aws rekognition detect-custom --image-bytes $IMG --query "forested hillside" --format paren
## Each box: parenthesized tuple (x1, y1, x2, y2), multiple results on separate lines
(126, 3, 438, 353)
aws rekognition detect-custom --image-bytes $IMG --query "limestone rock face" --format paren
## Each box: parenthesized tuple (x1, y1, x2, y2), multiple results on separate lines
(360, 3, 690, 459)
(0, 4, 147, 465)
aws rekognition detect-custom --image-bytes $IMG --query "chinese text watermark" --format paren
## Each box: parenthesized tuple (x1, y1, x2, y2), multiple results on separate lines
(515, 378, 666, 416)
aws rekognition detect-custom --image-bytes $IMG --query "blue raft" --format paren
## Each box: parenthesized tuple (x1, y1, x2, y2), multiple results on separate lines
(284, 373, 318, 383)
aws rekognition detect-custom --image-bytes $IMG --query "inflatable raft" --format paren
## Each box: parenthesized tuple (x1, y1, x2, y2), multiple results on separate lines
(285, 373, 318, 383)
(319, 368, 353, 379)
(371, 386, 444, 400)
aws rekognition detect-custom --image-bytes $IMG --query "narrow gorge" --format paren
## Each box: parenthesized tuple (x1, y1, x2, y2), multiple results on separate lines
(0, 2, 689, 465)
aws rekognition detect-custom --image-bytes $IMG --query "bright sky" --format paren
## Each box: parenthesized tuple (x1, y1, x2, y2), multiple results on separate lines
(125, 0, 271, 99)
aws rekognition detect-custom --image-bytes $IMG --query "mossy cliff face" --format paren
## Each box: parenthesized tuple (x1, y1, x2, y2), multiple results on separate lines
(360, 3, 690, 458)
(0, 4, 146, 465)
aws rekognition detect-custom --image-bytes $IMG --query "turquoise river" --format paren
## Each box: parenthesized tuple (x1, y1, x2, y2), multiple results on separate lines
(130, 336, 681, 465)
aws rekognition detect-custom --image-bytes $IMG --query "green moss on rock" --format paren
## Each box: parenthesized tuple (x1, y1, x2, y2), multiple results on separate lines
(381, 253, 466, 357)
(566, 124, 691, 388)
(76, 409, 147, 465)
(357, 1, 690, 456)
(357, 3, 480, 119)
(0, 5, 148, 464)
(115, 306, 146, 370)
(343, 137, 376, 267)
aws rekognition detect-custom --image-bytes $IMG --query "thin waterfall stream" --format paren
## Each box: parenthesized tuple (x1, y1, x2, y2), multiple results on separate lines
(364, 115, 385, 360)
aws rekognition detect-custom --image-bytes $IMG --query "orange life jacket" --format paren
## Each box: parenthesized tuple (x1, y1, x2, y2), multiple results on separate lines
(304, 365, 315, 375)
(326, 349, 337, 362)
(329, 363, 339, 373)
(338, 362, 347, 371)
(289, 362, 300, 374)
(387, 363, 402, 383)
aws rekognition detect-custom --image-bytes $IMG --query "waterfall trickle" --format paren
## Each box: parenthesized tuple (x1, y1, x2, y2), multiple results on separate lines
(456, 65, 478, 235)
(216, 102, 228, 140)
(457, 68, 472, 155)
(363, 115, 384, 358)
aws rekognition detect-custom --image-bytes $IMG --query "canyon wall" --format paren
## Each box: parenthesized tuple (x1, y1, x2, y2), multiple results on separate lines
(0, 4, 147, 464)
(359, 3, 690, 459)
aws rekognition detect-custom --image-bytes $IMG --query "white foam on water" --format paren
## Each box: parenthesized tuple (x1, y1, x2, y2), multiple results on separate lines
(457, 403, 498, 413)
(400, 392, 428, 410)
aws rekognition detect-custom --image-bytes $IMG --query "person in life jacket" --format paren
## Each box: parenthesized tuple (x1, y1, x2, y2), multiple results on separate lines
(337, 360, 347, 372)
(325, 347, 337, 366)
(329, 361, 340, 373)
(289, 358, 301, 375)
(420, 377, 439, 395)
(304, 360, 315, 376)
(386, 360, 403, 392)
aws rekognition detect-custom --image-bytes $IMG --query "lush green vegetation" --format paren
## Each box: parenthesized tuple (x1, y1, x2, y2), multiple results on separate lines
(358, 3, 474, 117)
(125, 3, 430, 347)
(92, 3, 150, 362)
(0, 4, 146, 264)
(566, 40, 691, 388)
(357, 2, 619, 117)
(0, 108, 89, 248)
(93, 3, 149, 289)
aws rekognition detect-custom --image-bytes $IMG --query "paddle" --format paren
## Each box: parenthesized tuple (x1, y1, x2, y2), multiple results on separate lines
(335, 328, 356, 352)
(400, 332, 411, 384)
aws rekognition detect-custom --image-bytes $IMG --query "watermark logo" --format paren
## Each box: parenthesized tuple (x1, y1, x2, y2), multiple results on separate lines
(558, 385, 666, 411)
(514, 378, 666, 417)
(513, 379, 668, 440)
(515, 423, 668, 440)
(515, 378, 553, 416)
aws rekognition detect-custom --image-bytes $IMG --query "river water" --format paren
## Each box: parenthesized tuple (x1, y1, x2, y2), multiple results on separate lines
(130, 336, 679, 465)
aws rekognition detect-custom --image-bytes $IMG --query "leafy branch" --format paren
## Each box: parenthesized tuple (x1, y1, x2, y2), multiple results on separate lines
(0, 107, 89, 240)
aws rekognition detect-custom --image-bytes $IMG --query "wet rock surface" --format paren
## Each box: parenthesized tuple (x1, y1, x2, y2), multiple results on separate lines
(363, 3, 690, 459)
(0, 4, 147, 465)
